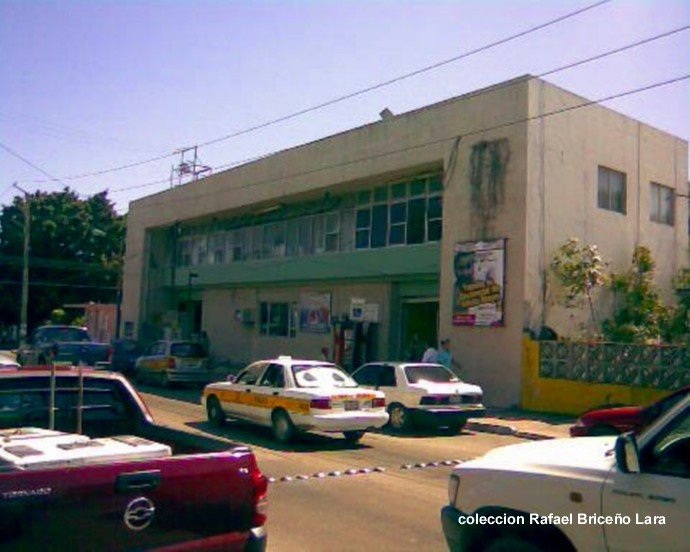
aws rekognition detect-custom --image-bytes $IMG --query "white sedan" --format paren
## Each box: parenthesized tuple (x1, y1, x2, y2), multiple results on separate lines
(202, 357, 388, 443)
(352, 362, 485, 432)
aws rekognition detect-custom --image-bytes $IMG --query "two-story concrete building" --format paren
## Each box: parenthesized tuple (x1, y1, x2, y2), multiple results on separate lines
(121, 75, 688, 406)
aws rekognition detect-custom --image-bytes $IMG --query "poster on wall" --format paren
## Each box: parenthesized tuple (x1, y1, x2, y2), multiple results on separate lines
(299, 292, 332, 333)
(452, 239, 506, 327)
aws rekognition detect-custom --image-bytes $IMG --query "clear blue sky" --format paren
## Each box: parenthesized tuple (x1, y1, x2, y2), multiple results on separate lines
(1, 0, 688, 214)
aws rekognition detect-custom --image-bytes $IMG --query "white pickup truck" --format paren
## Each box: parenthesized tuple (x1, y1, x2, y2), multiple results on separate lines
(441, 395, 690, 551)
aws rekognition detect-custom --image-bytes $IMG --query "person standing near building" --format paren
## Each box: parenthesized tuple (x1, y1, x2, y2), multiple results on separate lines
(421, 343, 438, 363)
(437, 338, 461, 376)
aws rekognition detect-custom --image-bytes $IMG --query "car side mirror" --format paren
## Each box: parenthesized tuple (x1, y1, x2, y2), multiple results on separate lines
(615, 433, 640, 474)
(226, 374, 237, 383)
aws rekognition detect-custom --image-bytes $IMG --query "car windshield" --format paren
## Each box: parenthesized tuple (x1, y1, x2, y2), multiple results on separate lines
(170, 342, 205, 358)
(404, 364, 459, 384)
(291, 364, 358, 388)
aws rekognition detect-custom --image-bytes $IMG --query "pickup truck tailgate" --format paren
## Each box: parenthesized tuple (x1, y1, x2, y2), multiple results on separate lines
(0, 448, 260, 551)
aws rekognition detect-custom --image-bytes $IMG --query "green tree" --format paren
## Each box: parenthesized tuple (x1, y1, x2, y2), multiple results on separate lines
(601, 246, 673, 343)
(551, 238, 608, 329)
(0, 188, 125, 332)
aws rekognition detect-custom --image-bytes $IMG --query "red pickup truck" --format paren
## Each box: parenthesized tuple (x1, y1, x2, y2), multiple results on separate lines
(0, 367, 268, 551)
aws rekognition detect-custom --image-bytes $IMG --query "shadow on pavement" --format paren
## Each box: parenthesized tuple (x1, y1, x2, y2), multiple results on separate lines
(134, 383, 204, 405)
(375, 426, 474, 439)
(186, 420, 373, 453)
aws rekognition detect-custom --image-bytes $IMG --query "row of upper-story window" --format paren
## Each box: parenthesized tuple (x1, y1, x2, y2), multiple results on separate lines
(177, 174, 443, 267)
(597, 166, 675, 226)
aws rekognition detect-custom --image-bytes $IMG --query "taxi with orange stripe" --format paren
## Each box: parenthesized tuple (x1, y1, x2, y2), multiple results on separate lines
(202, 357, 388, 443)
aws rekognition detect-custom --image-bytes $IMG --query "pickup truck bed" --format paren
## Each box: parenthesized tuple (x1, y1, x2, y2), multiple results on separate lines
(0, 369, 268, 551)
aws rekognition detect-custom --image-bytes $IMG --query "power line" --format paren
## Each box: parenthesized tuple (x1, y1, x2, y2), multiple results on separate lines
(0, 142, 68, 188)
(133, 74, 690, 211)
(56, 22, 690, 199)
(14, 0, 613, 184)
(197, 0, 615, 148)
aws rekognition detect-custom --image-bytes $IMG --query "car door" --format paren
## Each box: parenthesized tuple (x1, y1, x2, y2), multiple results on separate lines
(137, 343, 161, 378)
(376, 364, 399, 404)
(227, 362, 267, 423)
(601, 403, 690, 551)
(252, 363, 287, 426)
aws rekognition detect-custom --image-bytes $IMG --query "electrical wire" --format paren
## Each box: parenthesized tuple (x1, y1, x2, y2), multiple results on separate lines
(132, 74, 690, 211)
(54, 22, 690, 198)
(11, 0, 613, 184)
(0, 142, 68, 188)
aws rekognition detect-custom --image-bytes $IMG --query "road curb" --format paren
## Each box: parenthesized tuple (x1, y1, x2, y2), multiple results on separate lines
(466, 420, 555, 441)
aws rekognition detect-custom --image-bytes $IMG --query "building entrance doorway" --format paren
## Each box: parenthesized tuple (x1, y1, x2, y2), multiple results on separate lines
(401, 299, 438, 361)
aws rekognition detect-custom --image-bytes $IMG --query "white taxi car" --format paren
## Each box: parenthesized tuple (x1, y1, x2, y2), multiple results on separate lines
(202, 357, 388, 443)
(352, 362, 485, 432)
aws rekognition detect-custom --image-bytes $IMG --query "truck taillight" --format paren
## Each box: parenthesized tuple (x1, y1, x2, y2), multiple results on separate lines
(166, 357, 175, 369)
(310, 398, 331, 410)
(372, 397, 386, 408)
(249, 458, 268, 527)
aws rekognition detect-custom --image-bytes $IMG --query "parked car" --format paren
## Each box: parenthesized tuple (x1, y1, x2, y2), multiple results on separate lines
(110, 338, 142, 375)
(16, 325, 112, 367)
(0, 366, 268, 550)
(203, 356, 388, 443)
(441, 394, 689, 552)
(0, 351, 19, 369)
(134, 340, 213, 386)
(570, 385, 690, 437)
(351, 362, 485, 432)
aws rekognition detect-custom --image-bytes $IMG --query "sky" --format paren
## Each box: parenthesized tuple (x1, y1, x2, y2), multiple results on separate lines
(1, 0, 688, 214)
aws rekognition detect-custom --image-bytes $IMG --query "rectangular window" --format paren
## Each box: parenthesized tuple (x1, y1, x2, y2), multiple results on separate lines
(650, 183, 674, 226)
(427, 195, 442, 242)
(263, 222, 286, 258)
(389, 201, 406, 245)
(407, 198, 426, 244)
(598, 166, 627, 214)
(298, 217, 313, 256)
(339, 209, 355, 252)
(259, 302, 292, 337)
(225, 232, 234, 263)
(208, 233, 225, 264)
(356, 208, 371, 249)
(232, 229, 246, 261)
(252, 226, 264, 260)
(313, 215, 326, 254)
(371, 204, 388, 248)
(178, 239, 192, 267)
(286, 219, 299, 257)
(325, 213, 339, 252)
(192, 236, 207, 266)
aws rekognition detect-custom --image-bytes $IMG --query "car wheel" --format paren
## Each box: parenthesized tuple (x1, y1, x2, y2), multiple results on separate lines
(272, 409, 295, 443)
(206, 396, 225, 427)
(388, 403, 410, 432)
(343, 430, 366, 443)
(485, 535, 543, 552)
(159, 371, 171, 388)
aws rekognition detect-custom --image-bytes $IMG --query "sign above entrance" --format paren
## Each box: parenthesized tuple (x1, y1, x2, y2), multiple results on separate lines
(452, 239, 506, 327)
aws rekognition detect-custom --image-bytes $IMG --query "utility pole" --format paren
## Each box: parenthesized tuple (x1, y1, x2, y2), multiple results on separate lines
(12, 184, 30, 346)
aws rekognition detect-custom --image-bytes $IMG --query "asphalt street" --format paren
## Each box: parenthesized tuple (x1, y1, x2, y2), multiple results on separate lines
(140, 385, 528, 552)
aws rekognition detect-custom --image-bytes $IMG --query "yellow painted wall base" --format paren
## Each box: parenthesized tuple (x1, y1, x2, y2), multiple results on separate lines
(520, 338, 670, 416)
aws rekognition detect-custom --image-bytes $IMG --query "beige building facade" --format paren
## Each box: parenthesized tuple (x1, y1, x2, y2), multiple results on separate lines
(122, 76, 688, 407)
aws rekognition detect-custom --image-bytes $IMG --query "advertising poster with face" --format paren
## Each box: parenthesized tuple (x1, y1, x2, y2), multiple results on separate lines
(299, 292, 332, 333)
(452, 239, 506, 327)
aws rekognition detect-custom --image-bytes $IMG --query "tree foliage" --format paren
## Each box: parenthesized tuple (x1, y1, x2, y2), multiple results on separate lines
(0, 188, 125, 332)
(601, 246, 674, 343)
(550, 238, 608, 328)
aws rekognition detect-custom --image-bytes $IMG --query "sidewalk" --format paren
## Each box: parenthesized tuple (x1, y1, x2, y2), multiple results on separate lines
(467, 408, 574, 440)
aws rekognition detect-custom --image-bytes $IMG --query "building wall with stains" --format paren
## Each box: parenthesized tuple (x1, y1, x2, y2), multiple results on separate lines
(525, 79, 688, 338)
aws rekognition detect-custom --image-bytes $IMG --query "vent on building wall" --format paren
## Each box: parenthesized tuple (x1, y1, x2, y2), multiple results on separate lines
(241, 309, 256, 325)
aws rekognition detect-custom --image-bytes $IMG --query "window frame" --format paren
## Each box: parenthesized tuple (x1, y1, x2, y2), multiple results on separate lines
(597, 166, 627, 215)
(650, 182, 674, 226)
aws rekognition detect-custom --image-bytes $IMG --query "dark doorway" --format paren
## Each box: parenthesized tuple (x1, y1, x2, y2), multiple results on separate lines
(401, 300, 438, 361)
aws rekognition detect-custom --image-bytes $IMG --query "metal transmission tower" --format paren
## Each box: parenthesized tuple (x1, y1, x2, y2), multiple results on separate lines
(169, 146, 212, 187)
